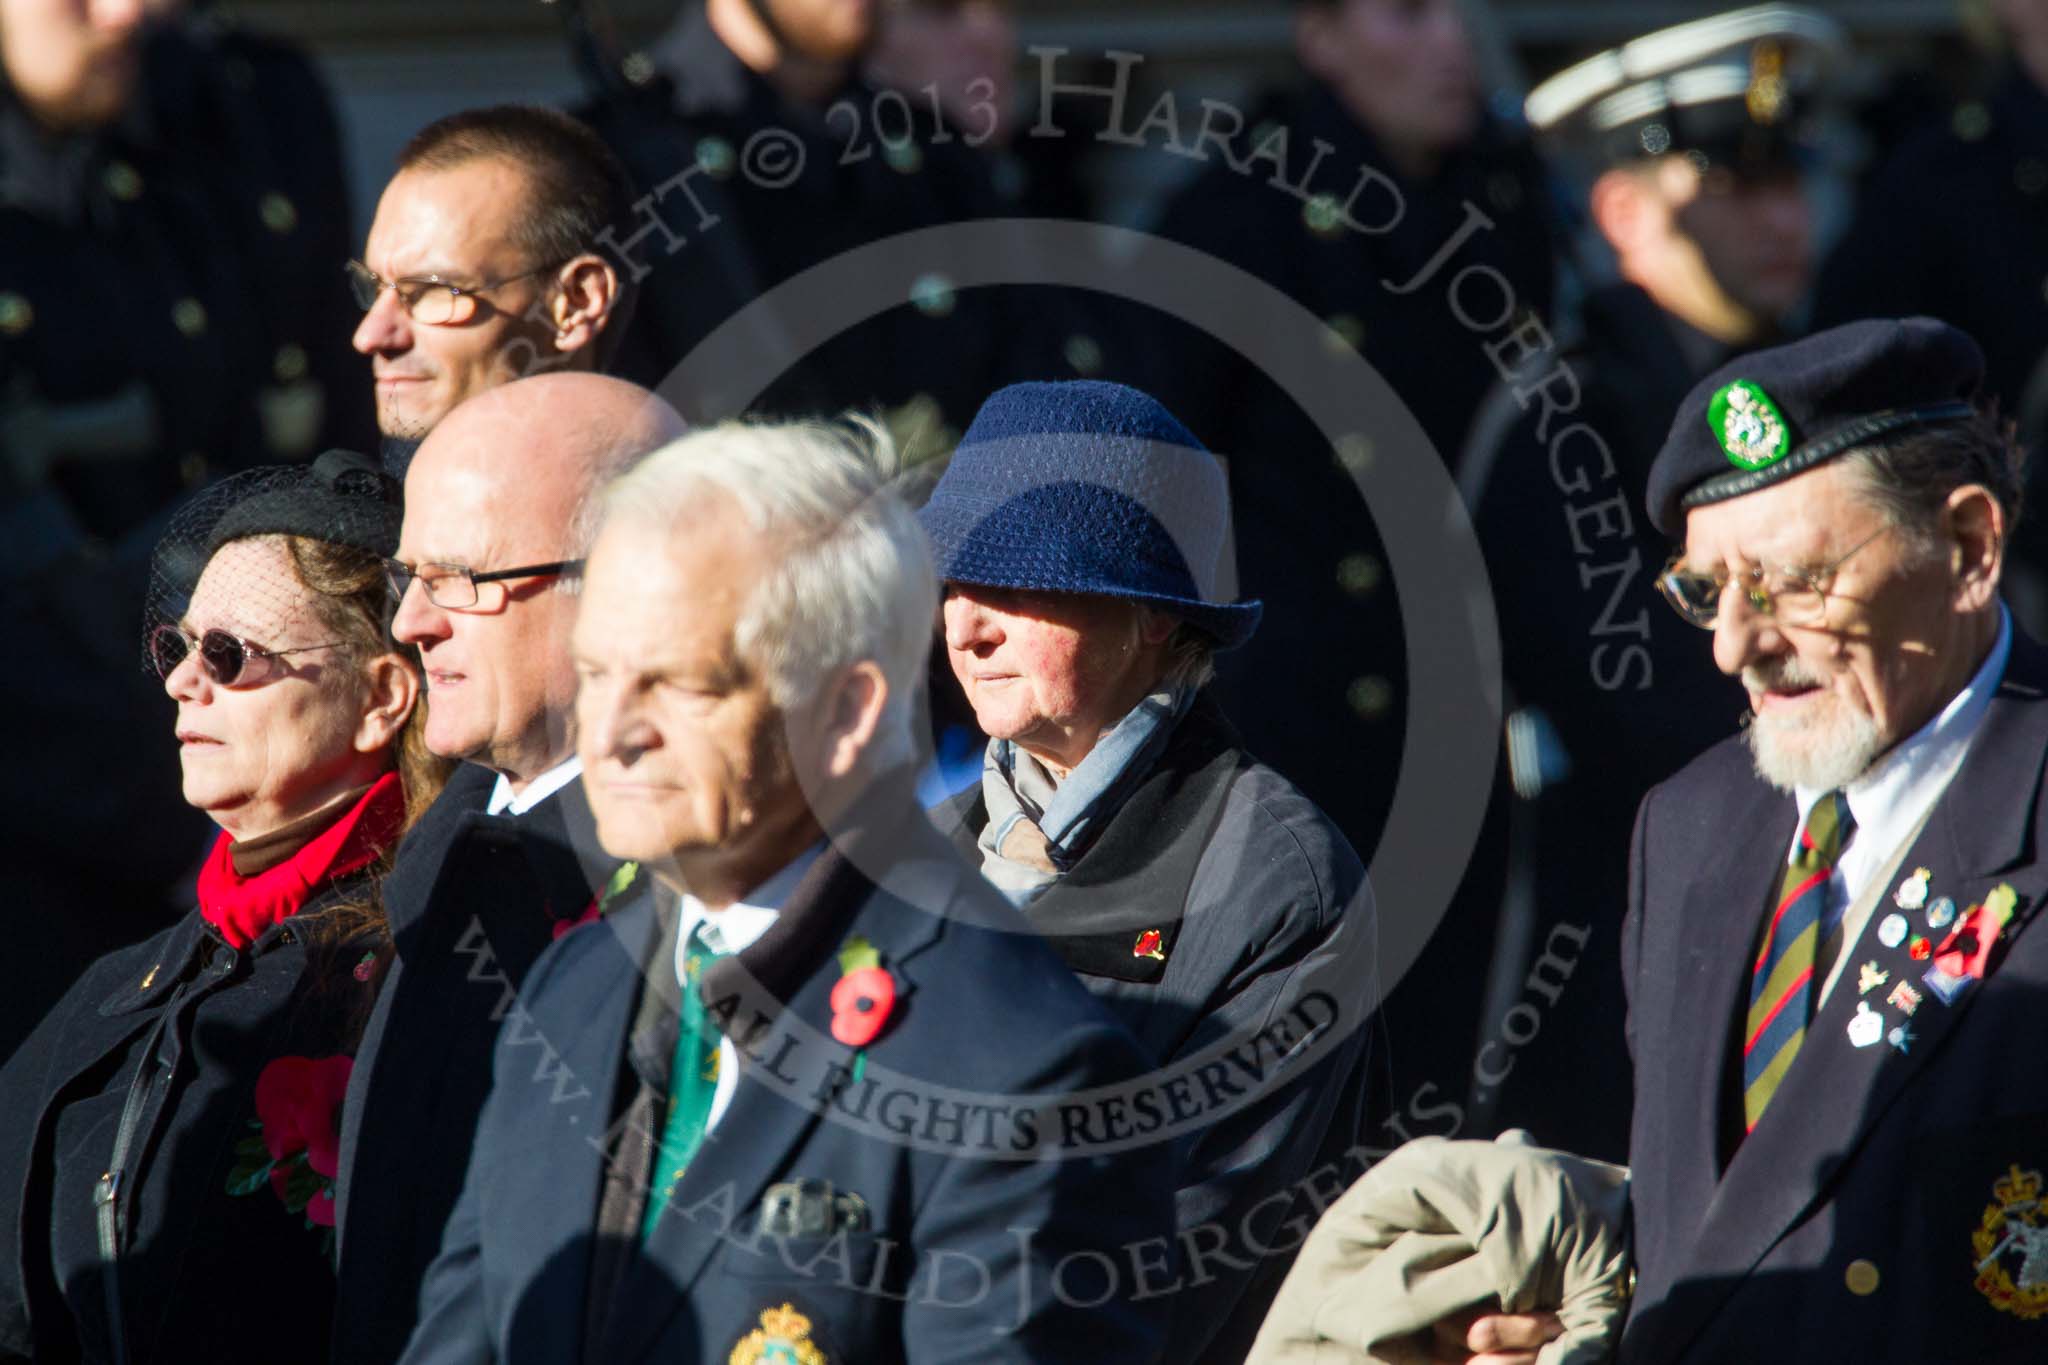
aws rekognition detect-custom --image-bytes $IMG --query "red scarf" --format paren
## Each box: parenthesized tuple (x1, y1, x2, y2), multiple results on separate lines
(196, 772, 405, 948)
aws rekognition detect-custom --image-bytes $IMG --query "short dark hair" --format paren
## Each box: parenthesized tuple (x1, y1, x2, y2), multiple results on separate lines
(397, 105, 639, 369)
(1843, 405, 2027, 550)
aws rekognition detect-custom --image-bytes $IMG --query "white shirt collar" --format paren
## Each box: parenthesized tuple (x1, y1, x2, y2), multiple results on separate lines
(486, 755, 583, 818)
(1797, 605, 2012, 858)
(674, 839, 825, 978)
(673, 839, 828, 1136)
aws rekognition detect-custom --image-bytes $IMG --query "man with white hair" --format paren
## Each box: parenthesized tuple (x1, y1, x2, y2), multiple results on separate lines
(399, 419, 1173, 1363)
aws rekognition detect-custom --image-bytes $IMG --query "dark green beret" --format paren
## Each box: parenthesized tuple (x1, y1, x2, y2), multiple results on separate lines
(1645, 317, 1984, 536)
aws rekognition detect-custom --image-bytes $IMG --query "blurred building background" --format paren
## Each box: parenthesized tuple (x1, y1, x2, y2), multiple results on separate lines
(235, 0, 1981, 238)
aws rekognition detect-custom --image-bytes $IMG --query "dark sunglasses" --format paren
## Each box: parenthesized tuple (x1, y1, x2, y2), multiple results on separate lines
(149, 624, 345, 687)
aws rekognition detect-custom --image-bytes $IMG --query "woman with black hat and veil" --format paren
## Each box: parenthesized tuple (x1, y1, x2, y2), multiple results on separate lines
(0, 451, 446, 1364)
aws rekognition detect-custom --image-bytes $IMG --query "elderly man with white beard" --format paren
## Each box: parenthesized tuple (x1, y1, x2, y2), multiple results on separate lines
(1576, 316, 2048, 1365)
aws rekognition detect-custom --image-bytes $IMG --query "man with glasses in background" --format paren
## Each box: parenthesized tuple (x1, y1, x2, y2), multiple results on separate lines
(1604, 316, 2048, 1363)
(331, 373, 686, 1364)
(348, 105, 641, 474)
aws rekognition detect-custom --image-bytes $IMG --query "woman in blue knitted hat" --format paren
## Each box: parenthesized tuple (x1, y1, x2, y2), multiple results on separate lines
(921, 379, 1380, 1364)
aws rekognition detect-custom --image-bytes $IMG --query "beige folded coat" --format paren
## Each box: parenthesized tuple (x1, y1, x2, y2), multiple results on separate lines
(1246, 1132, 1631, 1365)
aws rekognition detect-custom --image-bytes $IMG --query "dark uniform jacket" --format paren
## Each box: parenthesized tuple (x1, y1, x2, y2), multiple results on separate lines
(2, 15, 367, 1061)
(0, 15, 365, 555)
(941, 690, 1375, 1363)
(1813, 65, 2048, 434)
(1448, 281, 1744, 1159)
(1131, 80, 1555, 1178)
(1811, 65, 2048, 612)
(331, 765, 612, 1365)
(1136, 77, 1557, 869)
(574, 4, 1081, 439)
(1621, 631, 2048, 1363)
(396, 791, 1175, 1364)
(0, 880, 378, 1365)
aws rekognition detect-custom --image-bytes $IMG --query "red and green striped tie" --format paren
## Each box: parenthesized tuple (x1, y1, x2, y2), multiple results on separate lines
(1743, 791, 1854, 1131)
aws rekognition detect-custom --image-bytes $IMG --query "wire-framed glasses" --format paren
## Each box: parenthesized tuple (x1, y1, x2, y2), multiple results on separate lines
(344, 260, 558, 326)
(1656, 525, 1892, 629)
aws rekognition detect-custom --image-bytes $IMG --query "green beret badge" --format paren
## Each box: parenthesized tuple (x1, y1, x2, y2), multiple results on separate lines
(1709, 379, 1791, 470)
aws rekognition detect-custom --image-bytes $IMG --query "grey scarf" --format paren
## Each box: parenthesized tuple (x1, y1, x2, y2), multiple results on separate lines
(976, 687, 1191, 905)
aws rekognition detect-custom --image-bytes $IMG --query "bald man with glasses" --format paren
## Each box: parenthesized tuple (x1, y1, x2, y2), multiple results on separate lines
(331, 374, 686, 1365)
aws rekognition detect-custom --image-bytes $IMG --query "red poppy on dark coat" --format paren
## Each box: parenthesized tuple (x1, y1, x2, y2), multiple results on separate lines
(829, 967, 896, 1047)
(552, 894, 604, 940)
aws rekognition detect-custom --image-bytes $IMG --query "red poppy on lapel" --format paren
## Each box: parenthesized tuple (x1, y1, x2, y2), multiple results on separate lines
(1933, 885, 2021, 983)
(830, 935, 897, 1048)
(554, 860, 641, 939)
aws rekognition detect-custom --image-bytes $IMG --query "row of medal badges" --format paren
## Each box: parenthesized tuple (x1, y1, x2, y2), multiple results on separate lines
(1845, 867, 2016, 1054)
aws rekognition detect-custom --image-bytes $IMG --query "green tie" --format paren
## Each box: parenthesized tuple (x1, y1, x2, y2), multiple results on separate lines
(641, 920, 728, 1241)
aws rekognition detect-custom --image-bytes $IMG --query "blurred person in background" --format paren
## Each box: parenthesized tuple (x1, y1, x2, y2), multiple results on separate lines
(348, 104, 642, 477)
(1816, 0, 2048, 424)
(865, 0, 1100, 220)
(1131, 0, 1556, 1181)
(1493, 5, 1840, 477)
(0, 452, 442, 1364)
(1813, 0, 2048, 629)
(1139, 0, 1558, 878)
(575, 0, 1097, 454)
(1451, 6, 1844, 1161)
(860, 0, 1116, 778)
(0, 0, 365, 1058)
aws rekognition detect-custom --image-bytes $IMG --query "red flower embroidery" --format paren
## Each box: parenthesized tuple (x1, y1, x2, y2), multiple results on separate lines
(229, 1055, 352, 1238)
(262, 1168, 339, 1227)
(254, 1054, 352, 1177)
